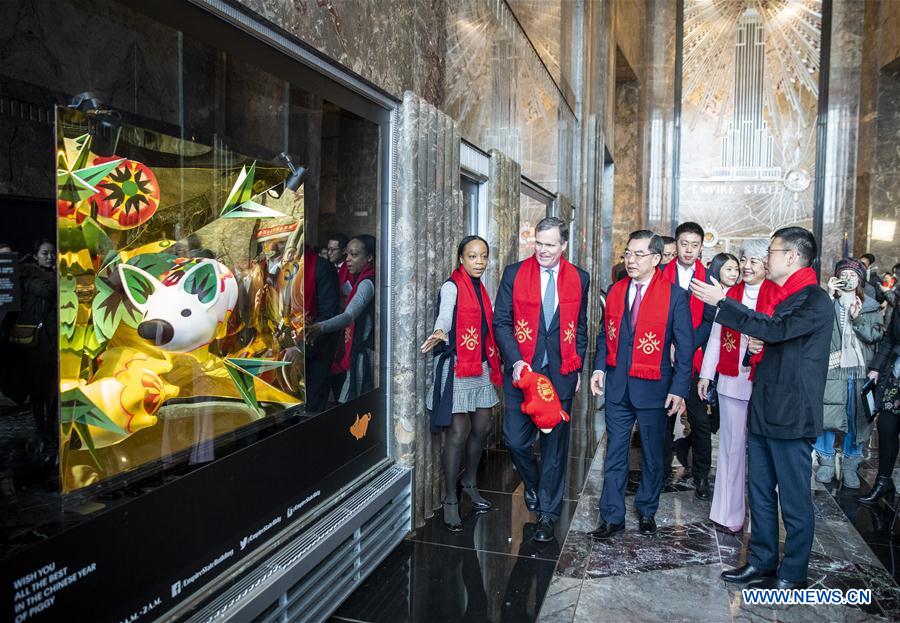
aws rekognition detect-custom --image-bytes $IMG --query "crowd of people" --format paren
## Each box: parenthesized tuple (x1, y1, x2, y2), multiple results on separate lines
(422, 216, 900, 594)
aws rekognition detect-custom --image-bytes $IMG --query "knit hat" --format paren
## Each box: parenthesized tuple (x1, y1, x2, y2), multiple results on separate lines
(834, 257, 866, 283)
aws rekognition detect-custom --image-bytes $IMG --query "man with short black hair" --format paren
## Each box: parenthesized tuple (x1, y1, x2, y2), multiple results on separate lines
(494, 216, 590, 543)
(691, 226, 831, 590)
(661, 222, 716, 500)
(589, 230, 693, 538)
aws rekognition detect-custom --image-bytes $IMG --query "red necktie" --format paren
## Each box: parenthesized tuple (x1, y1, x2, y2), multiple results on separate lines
(630, 283, 643, 328)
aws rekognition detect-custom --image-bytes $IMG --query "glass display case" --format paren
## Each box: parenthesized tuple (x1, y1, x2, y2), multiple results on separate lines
(0, 0, 390, 620)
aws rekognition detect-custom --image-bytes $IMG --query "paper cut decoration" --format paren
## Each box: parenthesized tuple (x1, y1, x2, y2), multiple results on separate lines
(225, 357, 291, 377)
(57, 134, 124, 203)
(90, 158, 161, 230)
(220, 161, 287, 219)
(224, 359, 262, 415)
(60, 386, 128, 467)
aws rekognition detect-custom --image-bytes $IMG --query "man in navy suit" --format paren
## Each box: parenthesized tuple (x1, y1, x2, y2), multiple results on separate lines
(494, 217, 590, 543)
(589, 230, 693, 537)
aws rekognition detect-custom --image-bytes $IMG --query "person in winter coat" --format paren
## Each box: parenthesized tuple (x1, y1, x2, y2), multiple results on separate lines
(813, 258, 884, 488)
(859, 289, 900, 504)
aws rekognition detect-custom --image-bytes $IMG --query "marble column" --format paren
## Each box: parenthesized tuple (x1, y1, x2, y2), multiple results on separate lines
(819, 0, 866, 273)
(391, 91, 463, 527)
(642, 0, 678, 233)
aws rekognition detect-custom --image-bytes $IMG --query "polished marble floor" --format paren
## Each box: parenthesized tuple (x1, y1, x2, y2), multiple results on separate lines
(332, 396, 900, 623)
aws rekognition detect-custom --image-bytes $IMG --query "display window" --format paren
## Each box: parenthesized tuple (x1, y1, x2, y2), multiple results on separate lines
(1, 0, 389, 619)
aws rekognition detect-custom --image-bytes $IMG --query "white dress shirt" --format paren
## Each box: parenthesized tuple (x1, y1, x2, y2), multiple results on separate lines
(628, 274, 654, 311)
(676, 262, 694, 291)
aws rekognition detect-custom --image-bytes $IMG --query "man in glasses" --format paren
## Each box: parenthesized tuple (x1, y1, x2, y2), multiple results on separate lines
(589, 230, 693, 538)
(691, 226, 831, 591)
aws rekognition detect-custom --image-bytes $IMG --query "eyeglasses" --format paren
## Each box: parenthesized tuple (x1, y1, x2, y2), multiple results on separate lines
(767, 248, 792, 256)
(623, 251, 658, 260)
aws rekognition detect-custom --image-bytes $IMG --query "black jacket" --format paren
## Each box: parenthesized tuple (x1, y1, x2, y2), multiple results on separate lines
(593, 280, 694, 408)
(870, 303, 899, 375)
(493, 260, 590, 401)
(715, 284, 832, 440)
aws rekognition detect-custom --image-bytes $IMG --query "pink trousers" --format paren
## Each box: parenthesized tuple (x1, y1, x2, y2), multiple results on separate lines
(709, 394, 749, 531)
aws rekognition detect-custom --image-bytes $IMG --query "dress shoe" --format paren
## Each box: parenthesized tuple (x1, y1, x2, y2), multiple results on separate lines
(461, 484, 492, 511)
(859, 475, 896, 506)
(694, 476, 711, 501)
(747, 577, 807, 590)
(639, 515, 656, 534)
(721, 564, 776, 584)
(442, 498, 462, 533)
(589, 520, 625, 540)
(524, 488, 539, 512)
(533, 515, 555, 543)
(662, 470, 673, 488)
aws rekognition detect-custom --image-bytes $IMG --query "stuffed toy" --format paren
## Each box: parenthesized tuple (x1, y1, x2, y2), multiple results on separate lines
(513, 369, 570, 433)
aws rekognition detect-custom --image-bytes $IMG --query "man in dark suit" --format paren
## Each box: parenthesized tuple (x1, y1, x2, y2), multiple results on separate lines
(299, 248, 340, 413)
(589, 231, 694, 537)
(691, 226, 831, 590)
(494, 216, 590, 543)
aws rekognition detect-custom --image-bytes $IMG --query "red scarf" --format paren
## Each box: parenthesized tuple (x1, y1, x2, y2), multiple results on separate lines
(663, 259, 706, 327)
(663, 259, 707, 373)
(511, 256, 583, 374)
(717, 280, 779, 376)
(748, 268, 819, 377)
(449, 267, 502, 386)
(303, 250, 318, 323)
(331, 263, 376, 374)
(605, 271, 672, 380)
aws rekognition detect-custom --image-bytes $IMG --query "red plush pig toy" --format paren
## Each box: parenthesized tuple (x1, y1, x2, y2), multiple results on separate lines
(513, 369, 570, 433)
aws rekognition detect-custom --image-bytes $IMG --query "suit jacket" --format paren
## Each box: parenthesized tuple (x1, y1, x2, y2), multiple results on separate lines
(714, 285, 832, 440)
(593, 279, 694, 408)
(493, 260, 590, 401)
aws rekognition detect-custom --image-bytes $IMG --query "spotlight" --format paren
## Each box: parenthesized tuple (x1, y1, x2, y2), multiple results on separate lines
(277, 152, 307, 194)
(68, 92, 122, 157)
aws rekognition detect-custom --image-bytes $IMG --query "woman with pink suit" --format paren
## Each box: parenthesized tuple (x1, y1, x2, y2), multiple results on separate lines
(698, 239, 770, 534)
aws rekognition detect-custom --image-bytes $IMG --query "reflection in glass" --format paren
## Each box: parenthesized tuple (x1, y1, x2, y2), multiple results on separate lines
(518, 193, 549, 260)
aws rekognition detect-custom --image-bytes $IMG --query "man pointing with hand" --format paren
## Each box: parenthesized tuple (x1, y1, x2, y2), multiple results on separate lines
(590, 230, 693, 538)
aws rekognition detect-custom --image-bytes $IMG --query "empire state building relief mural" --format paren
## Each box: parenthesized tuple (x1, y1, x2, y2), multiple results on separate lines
(678, 0, 821, 253)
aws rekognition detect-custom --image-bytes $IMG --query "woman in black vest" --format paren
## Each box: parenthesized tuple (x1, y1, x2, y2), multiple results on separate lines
(422, 236, 502, 531)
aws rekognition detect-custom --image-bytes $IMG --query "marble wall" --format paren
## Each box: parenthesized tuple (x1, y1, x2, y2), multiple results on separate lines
(867, 68, 900, 270)
(613, 81, 642, 259)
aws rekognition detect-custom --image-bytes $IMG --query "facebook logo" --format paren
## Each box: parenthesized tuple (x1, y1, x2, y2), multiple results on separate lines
(171, 580, 182, 597)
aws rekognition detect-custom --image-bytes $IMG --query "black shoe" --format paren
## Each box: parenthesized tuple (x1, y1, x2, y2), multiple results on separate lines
(694, 476, 711, 501)
(533, 515, 555, 542)
(859, 475, 896, 506)
(461, 484, 492, 511)
(721, 564, 776, 584)
(524, 488, 539, 512)
(663, 470, 673, 487)
(639, 515, 657, 534)
(747, 577, 807, 590)
(675, 437, 691, 469)
(589, 520, 625, 540)
(442, 499, 462, 533)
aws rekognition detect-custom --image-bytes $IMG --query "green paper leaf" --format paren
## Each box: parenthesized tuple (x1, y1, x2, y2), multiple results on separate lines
(127, 253, 176, 278)
(224, 361, 262, 415)
(81, 216, 113, 257)
(220, 200, 287, 219)
(60, 388, 127, 436)
(59, 274, 79, 339)
(73, 421, 102, 469)
(225, 357, 291, 376)
(183, 263, 218, 304)
(221, 162, 256, 216)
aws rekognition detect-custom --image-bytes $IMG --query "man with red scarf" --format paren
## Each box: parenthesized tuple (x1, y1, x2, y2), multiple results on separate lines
(691, 226, 832, 590)
(589, 230, 694, 538)
(493, 217, 589, 543)
(661, 221, 716, 500)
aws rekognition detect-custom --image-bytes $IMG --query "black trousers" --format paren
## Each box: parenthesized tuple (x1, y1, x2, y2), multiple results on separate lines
(503, 367, 572, 520)
(685, 374, 712, 480)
